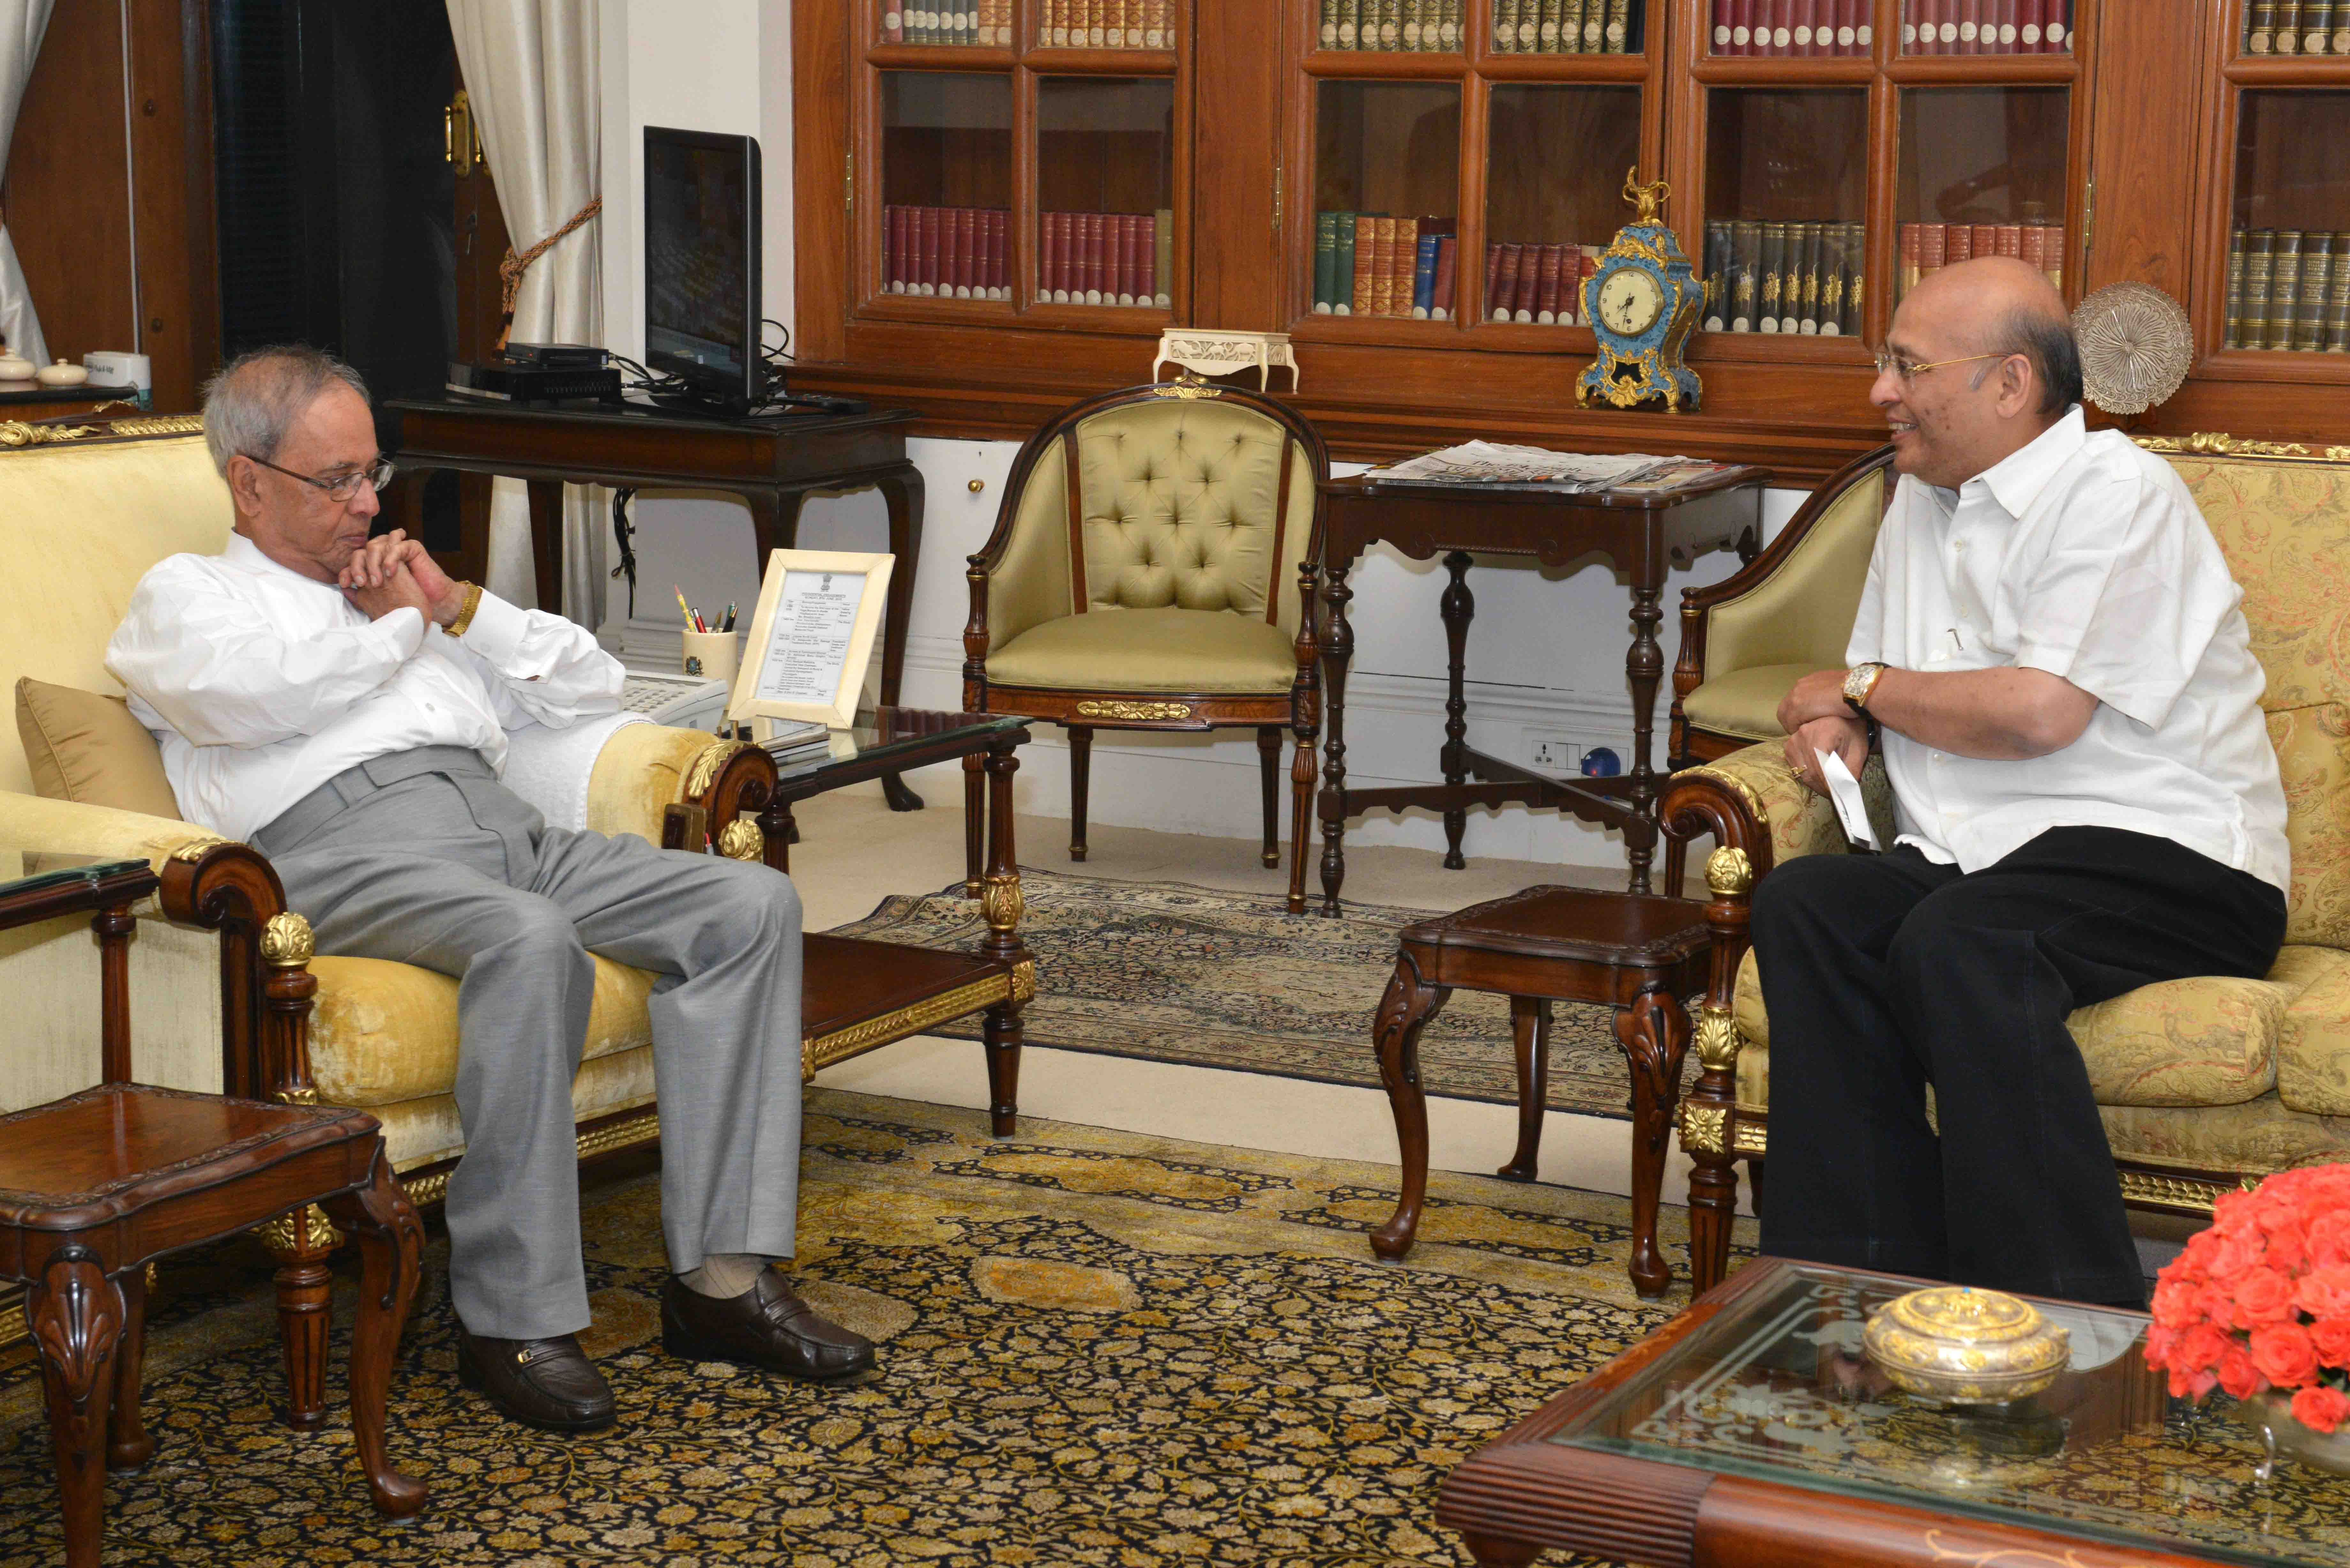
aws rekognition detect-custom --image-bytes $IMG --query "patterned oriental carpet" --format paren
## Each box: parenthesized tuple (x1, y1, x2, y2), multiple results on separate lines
(828, 871, 1699, 1122)
(0, 1090, 1755, 1567)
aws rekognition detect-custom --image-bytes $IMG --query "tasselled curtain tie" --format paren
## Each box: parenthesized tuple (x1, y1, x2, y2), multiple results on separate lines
(494, 195, 601, 351)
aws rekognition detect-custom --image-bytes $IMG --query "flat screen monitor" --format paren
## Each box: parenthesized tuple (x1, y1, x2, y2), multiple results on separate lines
(643, 126, 762, 411)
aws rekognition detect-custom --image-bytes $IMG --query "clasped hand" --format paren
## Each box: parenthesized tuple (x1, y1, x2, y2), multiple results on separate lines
(1778, 667, 1869, 798)
(340, 530, 464, 628)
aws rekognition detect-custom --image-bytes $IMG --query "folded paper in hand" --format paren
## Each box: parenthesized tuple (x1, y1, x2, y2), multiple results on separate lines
(1815, 749, 1880, 850)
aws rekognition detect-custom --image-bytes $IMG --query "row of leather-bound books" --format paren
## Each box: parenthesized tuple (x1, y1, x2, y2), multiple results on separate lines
(1489, 0, 1637, 52)
(1312, 214, 1462, 318)
(1709, 0, 1870, 53)
(1700, 220, 1865, 335)
(877, 0, 1014, 45)
(2244, 1, 2350, 54)
(882, 207, 1012, 300)
(2226, 230, 2350, 352)
(1037, 212, 1174, 307)
(1318, 0, 1465, 49)
(1897, 221, 2065, 299)
(1035, 0, 1177, 46)
(1897, 0, 2070, 51)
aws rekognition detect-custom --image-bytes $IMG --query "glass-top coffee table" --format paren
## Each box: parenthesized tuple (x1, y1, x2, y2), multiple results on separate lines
(1435, 1256, 2350, 1568)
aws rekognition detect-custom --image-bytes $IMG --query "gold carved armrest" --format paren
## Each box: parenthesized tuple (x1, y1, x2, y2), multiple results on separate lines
(583, 724, 778, 867)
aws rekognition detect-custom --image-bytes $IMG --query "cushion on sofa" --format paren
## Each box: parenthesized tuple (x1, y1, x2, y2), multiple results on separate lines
(2278, 943, 2350, 1116)
(2099, 1092, 2350, 1178)
(986, 605, 1297, 693)
(2270, 702, 2350, 950)
(15, 677, 182, 819)
(1681, 662, 1814, 742)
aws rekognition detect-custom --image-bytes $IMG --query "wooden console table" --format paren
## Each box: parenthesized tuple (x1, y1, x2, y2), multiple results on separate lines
(1308, 467, 1769, 913)
(385, 395, 929, 809)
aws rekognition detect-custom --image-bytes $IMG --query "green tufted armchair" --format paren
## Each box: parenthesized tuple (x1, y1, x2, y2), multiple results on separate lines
(963, 382, 1328, 896)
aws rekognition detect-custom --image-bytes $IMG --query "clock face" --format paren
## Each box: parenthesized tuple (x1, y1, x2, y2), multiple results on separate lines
(1596, 266, 1666, 338)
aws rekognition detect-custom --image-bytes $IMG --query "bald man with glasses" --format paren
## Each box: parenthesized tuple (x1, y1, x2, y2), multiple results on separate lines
(106, 345, 875, 1432)
(1753, 258, 2288, 1308)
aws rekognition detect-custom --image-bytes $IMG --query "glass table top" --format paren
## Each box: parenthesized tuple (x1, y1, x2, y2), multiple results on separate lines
(765, 710, 1027, 783)
(0, 853, 151, 903)
(1555, 1262, 2350, 1567)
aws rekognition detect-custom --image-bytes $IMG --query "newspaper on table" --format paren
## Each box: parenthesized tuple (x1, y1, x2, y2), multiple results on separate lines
(1368, 441, 1718, 491)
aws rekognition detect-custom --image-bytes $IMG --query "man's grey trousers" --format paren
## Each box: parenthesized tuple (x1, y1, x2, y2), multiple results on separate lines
(255, 746, 803, 1340)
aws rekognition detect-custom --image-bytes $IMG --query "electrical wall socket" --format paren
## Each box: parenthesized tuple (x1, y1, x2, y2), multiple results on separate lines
(1528, 732, 1583, 772)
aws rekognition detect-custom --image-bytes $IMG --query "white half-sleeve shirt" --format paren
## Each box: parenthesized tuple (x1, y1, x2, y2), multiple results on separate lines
(105, 532, 625, 843)
(1847, 406, 2289, 893)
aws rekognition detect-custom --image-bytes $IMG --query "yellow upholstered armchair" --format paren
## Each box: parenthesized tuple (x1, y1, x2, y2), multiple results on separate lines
(962, 381, 1327, 889)
(0, 414, 777, 1415)
(1664, 437, 2350, 1296)
(1669, 443, 1896, 767)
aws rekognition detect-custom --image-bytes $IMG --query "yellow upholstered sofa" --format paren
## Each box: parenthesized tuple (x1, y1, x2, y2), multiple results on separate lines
(1663, 435, 2350, 1294)
(0, 415, 777, 1388)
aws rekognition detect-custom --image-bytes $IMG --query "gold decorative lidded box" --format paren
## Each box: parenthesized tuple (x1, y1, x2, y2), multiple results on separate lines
(1862, 1286, 2071, 1405)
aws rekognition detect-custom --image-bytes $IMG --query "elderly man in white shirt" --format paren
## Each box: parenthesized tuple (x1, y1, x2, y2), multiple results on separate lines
(1756, 258, 2289, 1308)
(106, 346, 874, 1432)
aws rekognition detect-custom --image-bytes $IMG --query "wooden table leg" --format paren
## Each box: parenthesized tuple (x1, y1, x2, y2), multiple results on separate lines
(1623, 576, 1665, 895)
(1368, 954, 1450, 1260)
(963, 752, 986, 896)
(524, 479, 566, 617)
(323, 1155, 428, 1519)
(1067, 725, 1092, 862)
(1317, 561, 1356, 916)
(1256, 726, 1283, 868)
(1288, 561, 1321, 914)
(27, 1244, 122, 1568)
(1497, 997, 1550, 1182)
(1439, 550, 1474, 871)
(266, 1207, 335, 1431)
(105, 1266, 154, 1471)
(1617, 986, 1692, 1299)
(980, 738, 1028, 1136)
(874, 466, 928, 812)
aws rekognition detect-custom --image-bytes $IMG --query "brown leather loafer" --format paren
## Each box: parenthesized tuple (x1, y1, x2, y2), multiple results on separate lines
(456, 1327, 616, 1431)
(661, 1271, 877, 1382)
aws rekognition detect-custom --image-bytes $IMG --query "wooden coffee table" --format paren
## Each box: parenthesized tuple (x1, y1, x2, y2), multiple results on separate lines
(1436, 1256, 2343, 1568)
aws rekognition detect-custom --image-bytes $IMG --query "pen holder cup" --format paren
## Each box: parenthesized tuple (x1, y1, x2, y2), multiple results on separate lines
(681, 629, 739, 686)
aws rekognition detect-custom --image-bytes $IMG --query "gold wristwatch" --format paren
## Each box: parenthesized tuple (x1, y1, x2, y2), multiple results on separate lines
(1843, 661, 1888, 715)
(446, 582, 484, 638)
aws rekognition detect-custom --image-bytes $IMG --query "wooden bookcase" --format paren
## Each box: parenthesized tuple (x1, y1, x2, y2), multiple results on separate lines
(792, 0, 2350, 483)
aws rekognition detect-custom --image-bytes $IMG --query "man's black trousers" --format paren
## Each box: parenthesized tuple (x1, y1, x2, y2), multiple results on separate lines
(1750, 826, 2285, 1307)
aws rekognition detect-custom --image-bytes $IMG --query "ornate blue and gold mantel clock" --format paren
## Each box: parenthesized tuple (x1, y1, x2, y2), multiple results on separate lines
(1576, 170, 1703, 413)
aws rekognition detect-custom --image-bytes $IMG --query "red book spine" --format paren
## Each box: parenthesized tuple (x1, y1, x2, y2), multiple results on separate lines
(883, 0, 904, 43)
(1712, 0, 1733, 53)
(1483, 243, 1505, 319)
(1795, 0, 1820, 55)
(940, 208, 960, 296)
(952, 208, 973, 295)
(1431, 235, 1458, 317)
(1087, 213, 1108, 303)
(1065, 213, 1083, 302)
(2046, 0, 2068, 50)
(1040, 212, 1060, 299)
(1917, 0, 1941, 51)
(1990, 0, 2016, 50)
(915, 206, 938, 294)
(1532, 243, 1562, 321)
(1495, 243, 1525, 320)
(1839, 0, 1864, 51)
(1918, 221, 1947, 278)
(2018, 0, 2045, 48)
(2018, 222, 2047, 271)
(1730, 0, 1754, 51)
(1752, 0, 1777, 53)
(1124, 213, 1144, 304)
(989, 209, 1006, 297)
(881, 206, 898, 291)
(1944, 223, 1974, 265)
(1970, 222, 1998, 259)
(1995, 222, 2021, 258)
(1559, 243, 1582, 321)
(1138, 213, 1155, 302)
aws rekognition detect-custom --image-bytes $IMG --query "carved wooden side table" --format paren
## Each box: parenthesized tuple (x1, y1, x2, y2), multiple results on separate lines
(1369, 884, 1712, 1298)
(0, 856, 425, 1566)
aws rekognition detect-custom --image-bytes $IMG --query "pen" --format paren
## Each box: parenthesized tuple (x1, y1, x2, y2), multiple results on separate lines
(675, 586, 695, 629)
(723, 602, 736, 632)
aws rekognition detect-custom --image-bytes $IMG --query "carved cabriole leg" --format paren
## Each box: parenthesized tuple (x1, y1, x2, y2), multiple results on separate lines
(1438, 550, 1474, 871)
(1067, 724, 1093, 863)
(982, 738, 1029, 1136)
(258, 914, 336, 1430)
(27, 1244, 122, 1568)
(1256, 726, 1283, 867)
(1288, 559, 1322, 914)
(106, 1266, 154, 1471)
(1368, 952, 1451, 1261)
(322, 1151, 429, 1518)
(1620, 986, 1692, 1299)
(1318, 563, 1356, 916)
(961, 752, 985, 895)
(1496, 997, 1549, 1182)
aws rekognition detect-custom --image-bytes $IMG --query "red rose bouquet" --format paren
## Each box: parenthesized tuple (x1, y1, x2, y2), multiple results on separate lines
(2144, 1163, 2350, 1434)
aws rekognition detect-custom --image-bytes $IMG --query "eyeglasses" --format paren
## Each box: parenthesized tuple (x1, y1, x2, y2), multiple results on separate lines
(246, 453, 397, 502)
(1870, 348, 2013, 383)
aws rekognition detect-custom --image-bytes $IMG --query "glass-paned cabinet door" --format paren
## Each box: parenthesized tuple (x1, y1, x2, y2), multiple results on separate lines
(1895, 87, 2069, 306)
(1485, 0, 1646, 56)
(879, 73, 1014, 300)
(1036, 77, 1176, 308)
(2227, 90, 2350, 352)
(1311, 81, 1462, 318)
(1702, 88, 1867, 336)
(1898, 0, 2072, 56)
(1703, 0, 1871, 57)
(1482, 86, 1641, 326)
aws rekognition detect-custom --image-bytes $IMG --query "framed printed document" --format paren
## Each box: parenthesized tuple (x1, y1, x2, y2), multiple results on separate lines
(726, 549, 896, 730)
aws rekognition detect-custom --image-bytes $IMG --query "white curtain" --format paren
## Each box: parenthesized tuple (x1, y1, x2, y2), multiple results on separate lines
(447, 0, 604, 625)
(0, 1, 56, 370)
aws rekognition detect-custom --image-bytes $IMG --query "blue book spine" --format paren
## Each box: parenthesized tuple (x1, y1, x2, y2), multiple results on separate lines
(1411, 234, 1440, 318)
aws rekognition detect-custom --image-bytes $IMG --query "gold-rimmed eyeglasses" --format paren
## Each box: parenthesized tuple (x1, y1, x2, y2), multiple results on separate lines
(1870, 347, 2014, 383)
(246, 454, 397, 502)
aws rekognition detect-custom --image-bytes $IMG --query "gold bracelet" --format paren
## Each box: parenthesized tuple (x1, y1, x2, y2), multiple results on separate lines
(446, 582, 484, 638)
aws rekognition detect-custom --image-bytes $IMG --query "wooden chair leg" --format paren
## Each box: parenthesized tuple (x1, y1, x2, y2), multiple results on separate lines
(1619, 989, 1691, 1300)
(983, 999, 1023, 1137)
(1256, 726, 1283, 867)
(1368, 953, 1450, 1260)
(963, 751, 986, 896)
(1287, 706, 1318, 914)
(1067, 725, 1092, 862)
(264, 1207, 337, 1431)
(27, 1245, 122, 1568)
(106, 1266, 154, 1471)
(323, 1154, 428, 1518)
(1496, 997, 1549, 1181)
(1687, 1140, 1744, 1297)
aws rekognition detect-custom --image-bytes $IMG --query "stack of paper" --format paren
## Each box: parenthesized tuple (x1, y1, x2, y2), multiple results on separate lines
(1370, 442, 1716, 489)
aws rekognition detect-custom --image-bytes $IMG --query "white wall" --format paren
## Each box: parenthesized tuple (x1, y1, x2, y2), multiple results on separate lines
(598, 3, 1815, 871)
